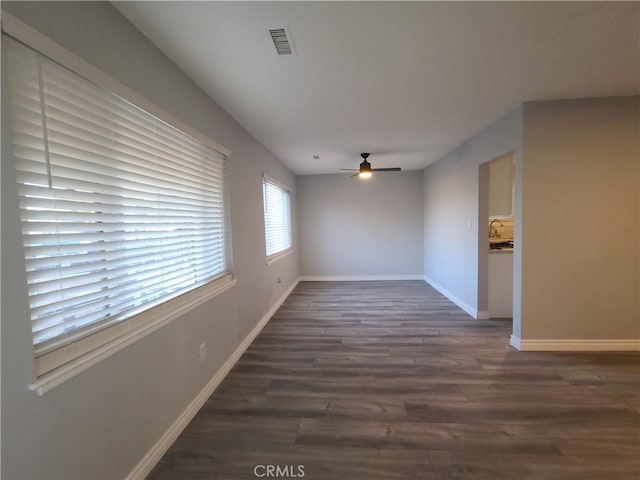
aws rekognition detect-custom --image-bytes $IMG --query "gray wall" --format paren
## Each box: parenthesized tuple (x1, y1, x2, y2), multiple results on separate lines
(423, 106, 524, 329)
(521, 96, 639, 340)
(1, 2, 298, 479)
(423, 96, 640, 342)
(297, 171, 424, 277)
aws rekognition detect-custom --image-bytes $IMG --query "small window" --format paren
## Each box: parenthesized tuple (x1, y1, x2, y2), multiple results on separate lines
(262, 176, 292, 261)
(4, 36, 232, 378)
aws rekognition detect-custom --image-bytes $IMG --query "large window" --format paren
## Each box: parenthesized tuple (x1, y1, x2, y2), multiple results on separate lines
(3, 36, 233, 380)
(262, 176, 292, 260)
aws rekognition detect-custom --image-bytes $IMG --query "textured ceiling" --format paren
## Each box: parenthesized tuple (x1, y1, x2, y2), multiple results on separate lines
(113, 1, 639, 175)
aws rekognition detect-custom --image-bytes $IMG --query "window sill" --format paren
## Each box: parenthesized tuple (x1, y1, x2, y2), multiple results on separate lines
(266, 248, 293, 266)
(28, 275, 237, 396)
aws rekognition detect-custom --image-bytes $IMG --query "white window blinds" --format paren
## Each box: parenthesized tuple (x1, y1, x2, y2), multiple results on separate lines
(262, 177, 292, 259)
(4, 37, 231, 377)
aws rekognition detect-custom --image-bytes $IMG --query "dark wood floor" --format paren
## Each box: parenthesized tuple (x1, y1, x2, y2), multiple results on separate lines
(149, 281, 640, 480)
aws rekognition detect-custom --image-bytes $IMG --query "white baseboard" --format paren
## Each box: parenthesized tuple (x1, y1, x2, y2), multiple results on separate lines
(510, 336, 640, 351)
(126, 278, 300, 480)
(299, 275, 424, 281)
(477, 311, 490, 320)
(423, 276, 481, 319)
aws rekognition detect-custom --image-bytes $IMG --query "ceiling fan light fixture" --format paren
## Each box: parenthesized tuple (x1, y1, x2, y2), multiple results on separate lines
(359, 158, 372, 176)
(339, 152, 401, 177)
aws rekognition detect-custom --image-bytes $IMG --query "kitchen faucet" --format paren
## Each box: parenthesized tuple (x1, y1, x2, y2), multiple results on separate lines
(489, 219, 504, 238)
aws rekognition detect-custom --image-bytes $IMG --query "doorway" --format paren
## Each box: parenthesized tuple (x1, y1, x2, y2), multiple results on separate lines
(478, 153, 515, 323)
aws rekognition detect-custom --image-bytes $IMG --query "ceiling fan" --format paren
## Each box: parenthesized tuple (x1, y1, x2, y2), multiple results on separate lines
(340, 153, 401, 178)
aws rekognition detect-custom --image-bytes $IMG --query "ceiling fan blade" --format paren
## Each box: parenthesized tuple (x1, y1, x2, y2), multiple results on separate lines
(340, 153, 401, 175)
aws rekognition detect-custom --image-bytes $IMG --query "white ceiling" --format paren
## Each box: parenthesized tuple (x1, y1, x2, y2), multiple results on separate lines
(113, 1, 639, 175)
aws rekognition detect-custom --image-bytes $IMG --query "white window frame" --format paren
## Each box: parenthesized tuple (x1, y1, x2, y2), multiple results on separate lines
(2, 14, 237, 395)
(262, 174, 293, 265)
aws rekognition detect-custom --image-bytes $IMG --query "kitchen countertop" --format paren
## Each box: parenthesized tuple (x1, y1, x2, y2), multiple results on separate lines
(489, 248, 513, 253)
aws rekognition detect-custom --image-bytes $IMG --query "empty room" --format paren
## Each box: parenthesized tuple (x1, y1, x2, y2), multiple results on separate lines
(1, 2, 638, 479)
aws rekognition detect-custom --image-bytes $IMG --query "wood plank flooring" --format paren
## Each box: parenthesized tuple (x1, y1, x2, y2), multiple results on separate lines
(149, 281, 640, 480)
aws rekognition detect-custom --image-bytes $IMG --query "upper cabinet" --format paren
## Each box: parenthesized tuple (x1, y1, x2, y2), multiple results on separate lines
(488, 153, 514, 217)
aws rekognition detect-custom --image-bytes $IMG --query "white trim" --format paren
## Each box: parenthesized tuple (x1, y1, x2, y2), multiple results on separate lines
(266, 247, 293, 266)
(1, 12, 231, 157)
(423, 276, 480, 319)
(477, 311, 490, 320)
(126, 278, 299, 480)
(510, 337, 640, 351)
(29, 277, 238, 396)
(300, 275, 425, 282)
(262, 172, 291, 193)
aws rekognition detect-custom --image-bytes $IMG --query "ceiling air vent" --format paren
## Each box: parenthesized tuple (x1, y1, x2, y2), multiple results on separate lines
(269, 26, 295, 55)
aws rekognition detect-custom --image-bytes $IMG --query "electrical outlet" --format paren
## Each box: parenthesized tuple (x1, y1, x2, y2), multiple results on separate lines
(199, 342, 207, 363)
